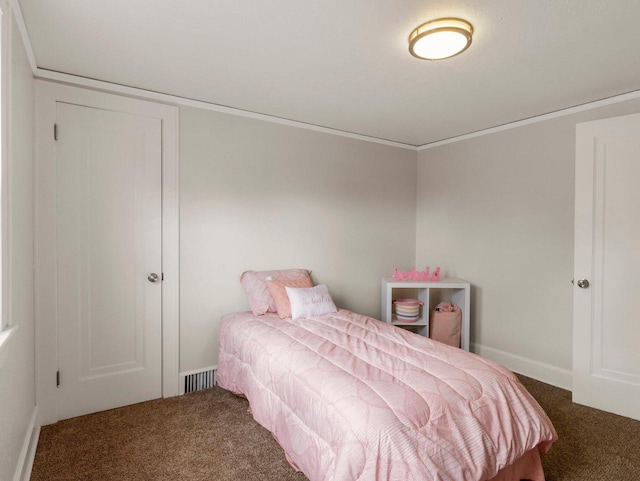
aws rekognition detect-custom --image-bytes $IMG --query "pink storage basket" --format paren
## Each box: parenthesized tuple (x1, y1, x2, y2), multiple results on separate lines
(429, 302, 462, 347)
(393, 298, 424, 322)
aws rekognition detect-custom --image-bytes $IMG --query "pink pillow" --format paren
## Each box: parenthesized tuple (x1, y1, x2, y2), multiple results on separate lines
(240, 269, 311, 315)
(266, 277, 314, 318)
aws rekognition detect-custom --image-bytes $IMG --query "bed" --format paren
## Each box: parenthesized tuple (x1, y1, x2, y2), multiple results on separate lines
(217, 308, 557, 481)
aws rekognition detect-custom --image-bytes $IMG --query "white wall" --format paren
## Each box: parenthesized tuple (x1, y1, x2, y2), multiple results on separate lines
(416, 98, 640, 388)
(0, 14, 35, 481)
(180, 106, 416, 371)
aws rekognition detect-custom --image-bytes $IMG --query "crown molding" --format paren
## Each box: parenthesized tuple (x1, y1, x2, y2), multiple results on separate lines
(10, 0, 640, 152)
(34, 67, 417, 151)
(11, 0, 416, 151)
(8, 0, 36, 73)
(417, 89, 640, 150)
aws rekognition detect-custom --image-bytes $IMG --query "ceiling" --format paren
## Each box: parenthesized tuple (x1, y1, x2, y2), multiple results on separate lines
(18, 0, 640, 147)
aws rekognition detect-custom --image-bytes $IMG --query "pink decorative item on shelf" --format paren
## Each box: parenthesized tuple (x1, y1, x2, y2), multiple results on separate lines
(393, 266, 440, 282)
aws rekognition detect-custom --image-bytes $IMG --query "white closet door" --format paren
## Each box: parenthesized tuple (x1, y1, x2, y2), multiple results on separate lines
(55, 102, 162, 420)
(574, 113, 640, 421)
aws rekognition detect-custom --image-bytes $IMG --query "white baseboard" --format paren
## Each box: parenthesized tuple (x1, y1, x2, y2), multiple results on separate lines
(471, 343, 573, 391)
(13, 405, 39, 481)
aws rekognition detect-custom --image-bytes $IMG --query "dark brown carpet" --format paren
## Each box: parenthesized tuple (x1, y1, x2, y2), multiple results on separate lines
(31, 375, 640, 480)
(517, 375, 640, 481)
(31, 388, 307, 481)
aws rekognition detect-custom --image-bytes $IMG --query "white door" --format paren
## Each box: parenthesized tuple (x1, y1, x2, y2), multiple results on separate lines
(573, 113, 640, 421)
(55, 102, 162, 420)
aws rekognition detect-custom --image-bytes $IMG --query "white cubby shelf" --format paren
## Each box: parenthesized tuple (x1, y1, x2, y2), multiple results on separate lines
(381, 277, 470, 351)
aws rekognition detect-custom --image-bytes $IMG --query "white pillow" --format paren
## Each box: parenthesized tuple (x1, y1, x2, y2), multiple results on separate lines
(285, 284, 338, 321)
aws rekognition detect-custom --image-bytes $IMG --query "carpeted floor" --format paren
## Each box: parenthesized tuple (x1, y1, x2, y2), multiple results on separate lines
(517, 375, 640, 481)
(31, 386, 307, 481)
(31, 375, 640, 481)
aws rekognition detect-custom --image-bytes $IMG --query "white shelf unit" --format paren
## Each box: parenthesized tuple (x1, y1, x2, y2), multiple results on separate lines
(381, 277, 470, 351)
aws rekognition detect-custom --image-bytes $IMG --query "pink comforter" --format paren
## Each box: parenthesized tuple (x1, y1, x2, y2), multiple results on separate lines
(217, 309, 557, 481)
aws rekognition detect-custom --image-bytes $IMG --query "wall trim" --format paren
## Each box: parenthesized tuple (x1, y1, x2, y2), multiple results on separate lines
(471, 342, 572, 391)
(32, 74, 640, 154)
(417, 89, 640, 150)
(180, 364, 218, 378)
(10, 0, 416, 151)
(13, 405, 39, 481)
(34, 68, 418, 151)
(7, 0, 36, 73)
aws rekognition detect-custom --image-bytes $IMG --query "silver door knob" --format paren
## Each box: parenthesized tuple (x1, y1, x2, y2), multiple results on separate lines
(577, 279, 590, 289)
(148, 273, 160, 283)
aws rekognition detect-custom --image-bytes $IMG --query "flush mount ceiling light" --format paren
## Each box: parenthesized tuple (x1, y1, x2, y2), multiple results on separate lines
(409, 17, 473, 60)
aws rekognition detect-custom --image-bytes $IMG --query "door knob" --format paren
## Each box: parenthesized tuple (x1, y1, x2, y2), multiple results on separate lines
(148, 273, 160, 283)
(577, 279, 590, 289)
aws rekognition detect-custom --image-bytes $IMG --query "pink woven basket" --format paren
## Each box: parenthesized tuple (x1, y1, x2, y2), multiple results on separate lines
(393, 299, 424, 322)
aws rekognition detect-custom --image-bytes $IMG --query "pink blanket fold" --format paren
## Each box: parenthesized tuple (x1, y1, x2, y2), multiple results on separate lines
(217, 309, 557, 481)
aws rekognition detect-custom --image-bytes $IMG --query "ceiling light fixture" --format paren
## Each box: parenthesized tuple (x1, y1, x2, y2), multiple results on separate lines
(408, 17, 473, 60)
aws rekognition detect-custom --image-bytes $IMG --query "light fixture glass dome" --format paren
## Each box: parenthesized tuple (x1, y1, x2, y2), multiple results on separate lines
(409, 18, 473, 60)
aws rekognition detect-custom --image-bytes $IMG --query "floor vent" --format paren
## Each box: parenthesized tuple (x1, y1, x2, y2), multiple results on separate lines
(183, 369, 217, 394)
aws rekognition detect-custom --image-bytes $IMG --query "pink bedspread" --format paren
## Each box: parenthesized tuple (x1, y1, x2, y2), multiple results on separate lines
(217, 309, 557, 481)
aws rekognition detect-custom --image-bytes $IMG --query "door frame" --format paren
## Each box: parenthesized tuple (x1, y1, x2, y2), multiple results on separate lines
(35, 80, 179, 425)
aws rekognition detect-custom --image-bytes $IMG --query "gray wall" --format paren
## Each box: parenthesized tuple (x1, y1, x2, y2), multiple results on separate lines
(179, 107, 417, 371)
(416, 98, 640, 384)
(0, 15, 35, 481)
(181, 96, 640, 378)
